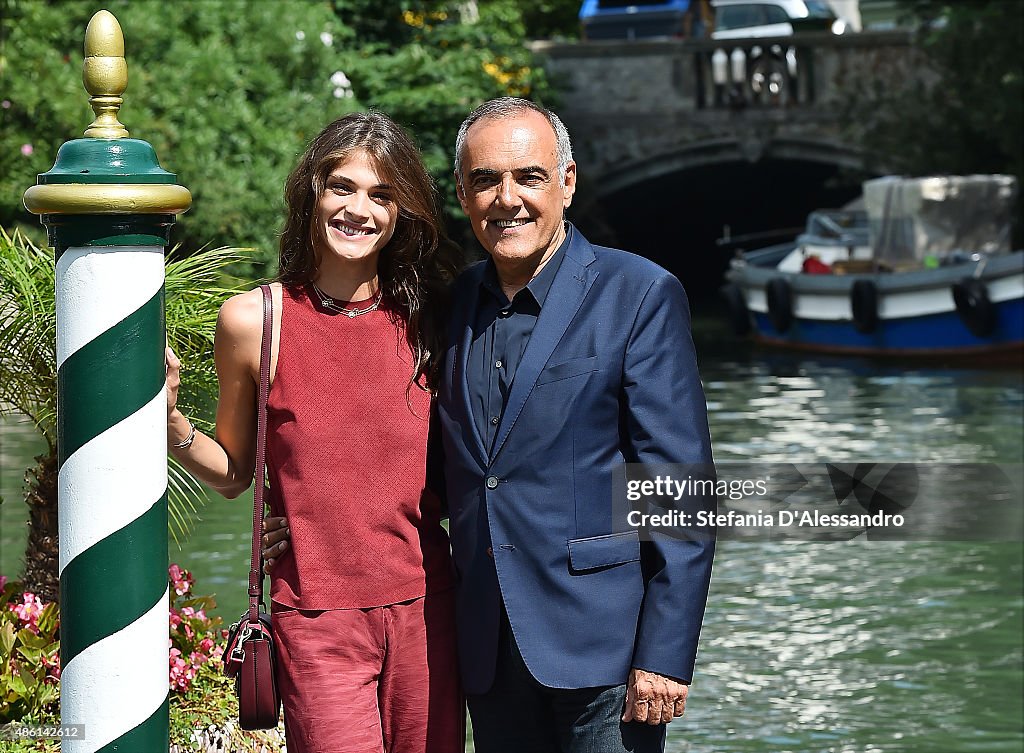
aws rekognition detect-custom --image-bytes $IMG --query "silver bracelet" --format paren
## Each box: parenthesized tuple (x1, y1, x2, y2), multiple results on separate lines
(172, 421, 196, 450)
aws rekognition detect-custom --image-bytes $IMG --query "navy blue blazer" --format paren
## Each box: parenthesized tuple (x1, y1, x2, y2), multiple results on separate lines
(437, 226, 716, 694)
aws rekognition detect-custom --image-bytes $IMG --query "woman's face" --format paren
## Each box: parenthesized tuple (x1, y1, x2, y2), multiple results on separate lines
(313, 150, 398, 268)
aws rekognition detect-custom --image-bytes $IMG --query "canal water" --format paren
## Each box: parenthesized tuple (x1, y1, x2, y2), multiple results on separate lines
(1, 317, 1020, 751)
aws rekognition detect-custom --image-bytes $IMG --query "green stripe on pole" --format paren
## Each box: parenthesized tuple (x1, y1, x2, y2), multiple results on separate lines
(57, 286, 165, 469)
(96, 696, 170, 753)
(59, 493, 168, 667)
(48, 214, 175, 258)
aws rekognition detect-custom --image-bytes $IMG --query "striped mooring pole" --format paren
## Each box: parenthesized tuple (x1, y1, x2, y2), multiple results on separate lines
(23, 11, 191, 752)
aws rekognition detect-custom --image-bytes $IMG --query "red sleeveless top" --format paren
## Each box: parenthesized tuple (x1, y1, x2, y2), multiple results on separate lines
(266, 284, 453, 609)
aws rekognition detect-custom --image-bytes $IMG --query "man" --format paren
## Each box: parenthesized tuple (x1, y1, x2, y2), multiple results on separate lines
(265, 98, 715, 752)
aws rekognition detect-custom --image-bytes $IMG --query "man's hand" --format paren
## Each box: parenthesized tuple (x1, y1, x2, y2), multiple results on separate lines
(622, 668, 689, 725)
(261, 516, 290, 574)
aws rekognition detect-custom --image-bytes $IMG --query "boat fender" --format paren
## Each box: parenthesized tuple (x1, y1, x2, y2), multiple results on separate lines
(952, 278, 996, 337)
(765, 278, 793, 333)
(850, 279, 879, 334)
(720, 283, 752, 335)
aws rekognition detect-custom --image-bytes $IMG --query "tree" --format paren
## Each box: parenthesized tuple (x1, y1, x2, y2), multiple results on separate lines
(1, 0, 361, 279)
(1, 0, 568, 278)
(854, 1, 1023, 206)
(0, 228, 246, 600)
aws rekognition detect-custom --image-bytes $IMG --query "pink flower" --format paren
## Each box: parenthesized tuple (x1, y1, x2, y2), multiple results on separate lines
(168, 564, 193, 596)
(169, 608, 182, 628)
(1, 100, 11, 109)
(11, 592, 44, 633)
(0, 575, 7, 591)
(199, 637, 215, 654)
(20, 144, 33, 156)
(169, 648, 194, 692)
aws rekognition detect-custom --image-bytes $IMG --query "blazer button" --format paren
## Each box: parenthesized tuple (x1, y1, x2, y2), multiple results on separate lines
(486, 475, 499, 489)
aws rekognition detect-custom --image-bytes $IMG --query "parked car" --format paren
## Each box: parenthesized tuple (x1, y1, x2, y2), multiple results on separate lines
(579, 0, 691, 40)
(711, 0, 849, 38)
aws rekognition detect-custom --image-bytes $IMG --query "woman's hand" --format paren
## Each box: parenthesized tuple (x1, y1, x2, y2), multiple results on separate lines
(166, 346, 181, 417)
(166, 346, 194, 448)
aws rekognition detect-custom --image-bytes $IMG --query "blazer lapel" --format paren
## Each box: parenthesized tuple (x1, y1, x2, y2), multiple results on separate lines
(449, 267, 489, 468)
(490, 231, 598, 461)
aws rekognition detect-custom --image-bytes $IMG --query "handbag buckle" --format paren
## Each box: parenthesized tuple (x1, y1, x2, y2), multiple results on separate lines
(229, 642, 247, 664)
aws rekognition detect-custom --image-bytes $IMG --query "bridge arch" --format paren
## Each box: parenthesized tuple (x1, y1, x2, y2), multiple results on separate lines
(591, 138, 867, 199)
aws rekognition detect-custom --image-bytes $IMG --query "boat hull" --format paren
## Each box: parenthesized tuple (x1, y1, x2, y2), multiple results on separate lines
(727, 248, 1024, 360)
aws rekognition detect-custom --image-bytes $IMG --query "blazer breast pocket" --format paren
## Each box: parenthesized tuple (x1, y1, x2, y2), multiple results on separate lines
(536, 355, 599, 386)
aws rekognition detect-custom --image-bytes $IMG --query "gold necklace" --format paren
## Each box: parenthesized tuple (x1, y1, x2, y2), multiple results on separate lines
(310, 282, 383, 318)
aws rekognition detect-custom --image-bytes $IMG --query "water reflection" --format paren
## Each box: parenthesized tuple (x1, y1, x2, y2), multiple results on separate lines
(676, 330, 1023, 752)
(1, 325, 1021, 752)
(686, 540, 1023, 752)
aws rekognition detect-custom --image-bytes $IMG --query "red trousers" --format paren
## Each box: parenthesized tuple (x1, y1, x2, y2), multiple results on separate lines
(272, 589, 464, 753)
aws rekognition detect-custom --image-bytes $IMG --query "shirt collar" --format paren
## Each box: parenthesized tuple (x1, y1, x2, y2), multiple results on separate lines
(480, 223, 573, 308)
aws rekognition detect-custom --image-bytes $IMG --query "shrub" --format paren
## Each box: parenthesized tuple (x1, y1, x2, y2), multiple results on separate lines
(0, 576, 60, 724)
(167, 563, 224, 695)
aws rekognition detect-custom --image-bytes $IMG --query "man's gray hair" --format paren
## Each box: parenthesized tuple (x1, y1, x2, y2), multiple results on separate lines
(454, 97, 573, 187)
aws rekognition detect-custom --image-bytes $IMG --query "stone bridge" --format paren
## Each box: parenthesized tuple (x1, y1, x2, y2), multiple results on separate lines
(533, 31, 918, 195)
(529, 31, 924, 298)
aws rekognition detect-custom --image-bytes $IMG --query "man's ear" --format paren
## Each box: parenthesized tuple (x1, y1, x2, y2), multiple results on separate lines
(562, 161, 577, 208)
(454, 171, 469, 212)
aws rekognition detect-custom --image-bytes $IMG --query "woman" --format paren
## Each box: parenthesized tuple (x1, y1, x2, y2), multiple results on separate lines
(166, 112, 463, 753)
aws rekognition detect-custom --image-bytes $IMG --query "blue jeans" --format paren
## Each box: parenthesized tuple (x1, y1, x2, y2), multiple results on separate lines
(467, 614, 666, 753)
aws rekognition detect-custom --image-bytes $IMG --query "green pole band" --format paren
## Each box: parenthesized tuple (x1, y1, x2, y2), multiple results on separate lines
(57, 287, 165, 469)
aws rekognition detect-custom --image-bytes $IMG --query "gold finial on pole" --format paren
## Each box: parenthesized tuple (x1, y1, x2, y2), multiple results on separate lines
(83, 10, 129, 139)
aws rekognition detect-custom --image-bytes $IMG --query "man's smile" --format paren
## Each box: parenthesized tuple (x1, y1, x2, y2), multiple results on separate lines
(492, 218, 533, 230)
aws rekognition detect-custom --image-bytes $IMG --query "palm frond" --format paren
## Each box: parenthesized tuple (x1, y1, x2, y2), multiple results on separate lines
(168, 457, 206, 548)
(0, 228, 58, 448)
(0, 229, 251, 543)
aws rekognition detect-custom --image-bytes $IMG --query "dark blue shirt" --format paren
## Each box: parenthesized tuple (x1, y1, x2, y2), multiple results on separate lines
(468, 226, 572, 452)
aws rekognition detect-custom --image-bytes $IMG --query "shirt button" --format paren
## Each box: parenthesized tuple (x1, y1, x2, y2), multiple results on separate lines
(486, 475, 499, 489)
(495, 360, 503, 369)
(490, 416, 499, 425)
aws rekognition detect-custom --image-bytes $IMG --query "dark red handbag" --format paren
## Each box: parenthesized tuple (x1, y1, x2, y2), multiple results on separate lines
(222, 284, 281, 730)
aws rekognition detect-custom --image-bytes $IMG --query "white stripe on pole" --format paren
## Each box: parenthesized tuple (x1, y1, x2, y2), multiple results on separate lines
(55, 246, 164, 368)
(60, 589, 169, 753)
(58, 389, 168, 574)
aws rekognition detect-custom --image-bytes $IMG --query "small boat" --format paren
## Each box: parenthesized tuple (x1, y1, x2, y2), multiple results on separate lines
(721, 175, 1024, 361)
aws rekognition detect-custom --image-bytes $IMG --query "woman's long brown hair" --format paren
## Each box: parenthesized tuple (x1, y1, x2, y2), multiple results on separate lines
(278, 112, 462, 390)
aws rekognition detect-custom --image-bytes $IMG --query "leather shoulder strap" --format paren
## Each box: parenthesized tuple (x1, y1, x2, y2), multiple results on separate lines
(248, 284, 273, 621)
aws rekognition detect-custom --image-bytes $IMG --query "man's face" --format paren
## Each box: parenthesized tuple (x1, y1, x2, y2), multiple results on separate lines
(456, 110, 576, 271)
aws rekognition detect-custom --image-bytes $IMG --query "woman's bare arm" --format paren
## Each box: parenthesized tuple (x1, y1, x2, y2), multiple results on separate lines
(167, 289, 265, 498)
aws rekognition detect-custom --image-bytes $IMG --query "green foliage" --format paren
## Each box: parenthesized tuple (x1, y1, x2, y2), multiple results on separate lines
(1, 0, 565, 278)
(166, 564, 285, 750)
(1, 0, 359, 279)
(0, 580, 60, 725)
(164, 245, 250, 542)
(0, 227, 248, 544)
(854, 1, 1023, 190)
(0, 229, 55, 450)
(334, 1, 558, 219)
(0, 570, 280, 750)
